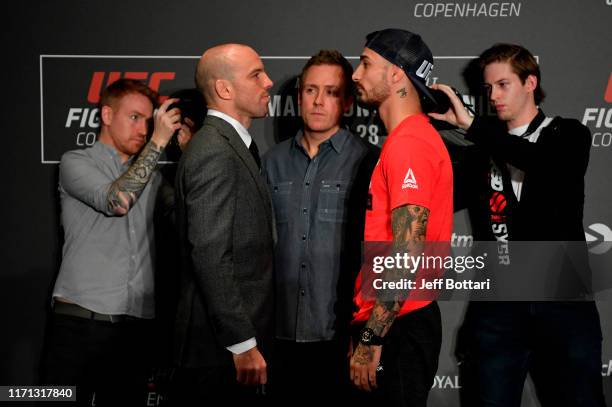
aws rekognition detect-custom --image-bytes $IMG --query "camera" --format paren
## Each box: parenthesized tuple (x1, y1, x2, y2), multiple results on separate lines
(166, 88, 207, 130)
(165, 88, 207, 149)
(422, 87, 475, 115)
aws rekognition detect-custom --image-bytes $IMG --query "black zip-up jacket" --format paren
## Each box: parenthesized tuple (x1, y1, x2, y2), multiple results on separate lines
(461, 115, 591, 242)
(452, 115, 593, 298)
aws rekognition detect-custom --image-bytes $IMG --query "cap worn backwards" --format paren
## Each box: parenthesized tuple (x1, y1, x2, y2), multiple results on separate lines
(364, 28, 437, 107)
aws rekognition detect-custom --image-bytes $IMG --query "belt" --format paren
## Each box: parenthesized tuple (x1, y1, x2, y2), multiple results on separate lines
(53, 302, 136, 323)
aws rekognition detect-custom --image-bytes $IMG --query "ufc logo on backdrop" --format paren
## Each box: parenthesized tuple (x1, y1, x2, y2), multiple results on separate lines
(87, 71, 176, 103)
(605, 73, 612, 103)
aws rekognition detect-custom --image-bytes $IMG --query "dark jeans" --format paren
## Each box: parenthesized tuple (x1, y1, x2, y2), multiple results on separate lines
(353, 301, 442, 407)
(40, 313, 151, 407)
(269, 338, 354, 406)
(166, 365, 268, 407)
(458, 301, 605, 407)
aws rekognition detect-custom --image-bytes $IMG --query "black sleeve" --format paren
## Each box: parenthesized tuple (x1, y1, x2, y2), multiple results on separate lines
(465, 116, 591, 176)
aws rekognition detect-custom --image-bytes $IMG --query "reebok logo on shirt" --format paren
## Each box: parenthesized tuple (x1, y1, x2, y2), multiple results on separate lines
(402, 168, 418, 190)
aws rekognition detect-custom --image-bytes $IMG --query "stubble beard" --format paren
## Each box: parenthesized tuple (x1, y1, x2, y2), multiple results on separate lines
(355, 71, 390, 109)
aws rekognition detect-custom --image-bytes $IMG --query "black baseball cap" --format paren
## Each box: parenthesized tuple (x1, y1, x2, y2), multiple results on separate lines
(364, 28, 437, 107)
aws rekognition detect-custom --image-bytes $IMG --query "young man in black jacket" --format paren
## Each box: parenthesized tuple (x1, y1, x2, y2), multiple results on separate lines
(430, 44, 605, 407)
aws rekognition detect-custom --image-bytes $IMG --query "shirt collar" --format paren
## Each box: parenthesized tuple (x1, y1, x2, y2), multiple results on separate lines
(207, 109, 252, 148)
(292, 128, 349, 155)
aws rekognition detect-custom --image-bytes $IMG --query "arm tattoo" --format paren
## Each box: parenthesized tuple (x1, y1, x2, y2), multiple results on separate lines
(107, 140, 164, 214)
(366, 204, 430, 337)
(396, 87, 408, 98)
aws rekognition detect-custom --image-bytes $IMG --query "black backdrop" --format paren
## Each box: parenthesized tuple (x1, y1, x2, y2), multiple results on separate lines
(2, 2, 611, 405)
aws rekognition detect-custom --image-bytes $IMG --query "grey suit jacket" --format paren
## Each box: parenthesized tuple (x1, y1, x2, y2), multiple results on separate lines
(173, 115, 275, 368)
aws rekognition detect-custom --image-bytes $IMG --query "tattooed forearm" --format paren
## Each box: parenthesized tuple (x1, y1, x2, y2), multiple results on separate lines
(368, 301, 401, 337)
(107, 140, 164, 214)
(396, 87, 408, 98)
(365, 204, 430, 336)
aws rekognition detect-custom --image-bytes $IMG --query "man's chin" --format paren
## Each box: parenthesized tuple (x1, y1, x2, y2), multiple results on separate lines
(495, 112, 510, 122)
(254, 106, 271, 119)
(355, 96, 378, 110)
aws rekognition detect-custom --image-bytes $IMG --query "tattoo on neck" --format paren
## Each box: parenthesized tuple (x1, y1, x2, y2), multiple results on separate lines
(396, 88, 408, 98)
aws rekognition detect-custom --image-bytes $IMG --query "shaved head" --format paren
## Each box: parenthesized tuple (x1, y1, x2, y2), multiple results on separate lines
(195, 43, 254, 104)
(194, 43, 272, 128)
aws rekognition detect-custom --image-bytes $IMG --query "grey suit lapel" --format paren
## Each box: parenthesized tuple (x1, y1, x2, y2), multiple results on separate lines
(205, 116, 273, 219)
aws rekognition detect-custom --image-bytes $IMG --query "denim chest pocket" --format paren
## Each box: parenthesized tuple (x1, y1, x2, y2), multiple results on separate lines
(271, 181, 293, 223)
(318, 180, 350, 223)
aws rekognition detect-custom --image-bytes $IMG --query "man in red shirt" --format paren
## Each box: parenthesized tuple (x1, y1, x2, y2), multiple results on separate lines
(349, 29, 453, 407)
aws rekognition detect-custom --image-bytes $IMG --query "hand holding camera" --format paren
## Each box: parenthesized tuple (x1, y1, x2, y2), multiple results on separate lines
(427, 84, 475, 130)
(151, 98, 182, 148)
(165, 89, 207, 152)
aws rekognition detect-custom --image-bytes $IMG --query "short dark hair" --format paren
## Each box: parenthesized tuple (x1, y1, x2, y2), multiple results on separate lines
(479, 43, 546, 105)
(99, 78, 159, 110)
(299, 49, 354, 99)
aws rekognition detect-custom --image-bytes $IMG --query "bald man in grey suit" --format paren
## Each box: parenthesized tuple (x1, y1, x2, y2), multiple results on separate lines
(170, 44, 275, 404)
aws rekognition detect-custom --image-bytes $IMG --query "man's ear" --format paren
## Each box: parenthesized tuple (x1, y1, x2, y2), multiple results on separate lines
(390, 65, 405, 85)
(524, 74, 537, 93)
(214, 79, 232, 100)
(100, 105, 113, 126)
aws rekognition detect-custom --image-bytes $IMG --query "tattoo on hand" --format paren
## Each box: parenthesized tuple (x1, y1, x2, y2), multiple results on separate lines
(396, 87, 408, 98)
(107, 141, 163, 214)
(354, 345, 372, 365)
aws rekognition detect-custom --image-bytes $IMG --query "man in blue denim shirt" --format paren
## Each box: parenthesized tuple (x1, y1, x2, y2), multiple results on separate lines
(263, 50, 378, 404)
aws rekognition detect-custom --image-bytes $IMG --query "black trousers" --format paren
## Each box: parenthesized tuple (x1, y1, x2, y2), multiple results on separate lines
(40, 313, 151, 407)
(458, 301, 606, 407)
(269, 337, 354, 406)
(353, 301, 442, 407)
(166, 364, 268, 407)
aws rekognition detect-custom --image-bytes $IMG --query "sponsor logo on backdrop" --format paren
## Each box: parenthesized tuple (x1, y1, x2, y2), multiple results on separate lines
(432, 375, 461, 389)
(451, 233, 474, 248)
(87, 71, 175, 103)
(414, 2, 521, 18)
(583, 73, 612, 148)
(603, 360, 612, 377)
(585, 223, 612, 255)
